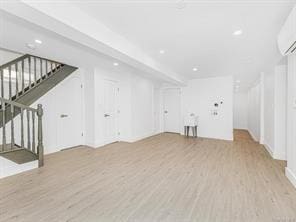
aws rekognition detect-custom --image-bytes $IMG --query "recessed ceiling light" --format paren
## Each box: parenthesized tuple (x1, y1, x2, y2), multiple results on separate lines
(113, 62, 119, 66)
(192, 67, 198, 72)
(35, 39, 42, 44)
(233, 30, 243, 36)
(159, 50, 165, 54)
(26, 43, 36, 50)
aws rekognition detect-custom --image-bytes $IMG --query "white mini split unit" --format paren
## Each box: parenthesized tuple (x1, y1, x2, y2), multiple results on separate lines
(278, 6, 296, 56)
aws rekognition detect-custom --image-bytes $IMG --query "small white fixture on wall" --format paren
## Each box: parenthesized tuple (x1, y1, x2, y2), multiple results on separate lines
(183, 113, 198, 126)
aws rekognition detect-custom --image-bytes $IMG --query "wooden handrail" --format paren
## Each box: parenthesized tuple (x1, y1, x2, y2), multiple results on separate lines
(0, 98, 37, 112)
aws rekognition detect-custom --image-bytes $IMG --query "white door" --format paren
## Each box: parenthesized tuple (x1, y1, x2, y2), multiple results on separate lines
(103, 80, 118, 144)
(163, 88, 181, 133)
(57, 76, 83, 149)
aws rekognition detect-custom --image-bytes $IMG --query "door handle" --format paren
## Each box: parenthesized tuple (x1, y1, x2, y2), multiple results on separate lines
(164, 110, 168, 114)
(104, 114, 110, 117)
(60, 114, 68, 118)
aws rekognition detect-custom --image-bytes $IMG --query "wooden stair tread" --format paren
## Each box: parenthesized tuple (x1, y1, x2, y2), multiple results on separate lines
(0, 144, 37, 164)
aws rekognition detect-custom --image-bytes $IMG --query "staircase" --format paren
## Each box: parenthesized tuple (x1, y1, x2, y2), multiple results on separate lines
(0, 53, 77, 168)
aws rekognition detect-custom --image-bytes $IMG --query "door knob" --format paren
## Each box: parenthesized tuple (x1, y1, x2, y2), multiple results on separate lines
(164, 110, 168, 114)
(60, 114, 68, 118)
(104, 114, 110, 117)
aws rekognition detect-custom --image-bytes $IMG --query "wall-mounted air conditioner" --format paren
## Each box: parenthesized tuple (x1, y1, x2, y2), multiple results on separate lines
(278, 6, 296, 56)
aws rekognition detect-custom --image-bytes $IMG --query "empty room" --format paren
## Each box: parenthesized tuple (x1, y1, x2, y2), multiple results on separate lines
(0, 0, 296, 221)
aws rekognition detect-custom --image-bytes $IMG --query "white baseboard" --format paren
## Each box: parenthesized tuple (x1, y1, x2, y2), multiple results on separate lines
(272, 151, 286, 161)
(82, 138, 98, 148)
(126, 131, 161, 143)
(248, 130, 258, 142)
(286, 167, 296, 189)
(92, 131, 162, 148)
(0, 158, 38, 179)
(263, 144, 287, 161)
(263, 143, 274, 158)
(183, 132, 233, 141)
(205, 135, 233, 141)
(234, 127, 248, 130)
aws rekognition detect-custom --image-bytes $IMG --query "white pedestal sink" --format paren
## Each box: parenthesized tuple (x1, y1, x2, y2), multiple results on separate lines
(183, 114, 198, 137)
(183, 115, 198, 126)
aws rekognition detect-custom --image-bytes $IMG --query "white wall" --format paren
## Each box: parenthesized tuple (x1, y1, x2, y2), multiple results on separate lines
(274, 65, 287, 160)
(87, 66, 161, 147)
(246, 66, 287, 160)
(153, 87, 162, 134)
(264, 72, 275, 152)
(131, 75, 155, 141)
(83, 68, 95, 147)
(248, 81, 261, 142)
(286, 52, 296, 188)
(0, 48, 21, 65)
(246, 64, 288, 163)
(32, 69, 84, 154)
(0, 156, 37, 179)
(181, 76, 233, 141)
(233, 92, 248, 129)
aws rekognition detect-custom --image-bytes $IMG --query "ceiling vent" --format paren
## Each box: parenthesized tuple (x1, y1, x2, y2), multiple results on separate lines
(278, 6, 296, 56)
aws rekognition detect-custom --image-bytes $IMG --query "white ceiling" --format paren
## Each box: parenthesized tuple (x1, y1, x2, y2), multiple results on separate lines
(1, 0, 295, 91)
(76, 0, 296, 90)
(0, 10, 165, 85)
(0, 0, 185, 85)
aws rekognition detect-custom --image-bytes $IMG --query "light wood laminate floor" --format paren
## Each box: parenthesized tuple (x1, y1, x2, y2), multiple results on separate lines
(1, 130, 296, 222)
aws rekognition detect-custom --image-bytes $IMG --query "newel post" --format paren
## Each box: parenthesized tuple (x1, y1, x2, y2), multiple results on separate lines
(37, 104, 44, 167)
